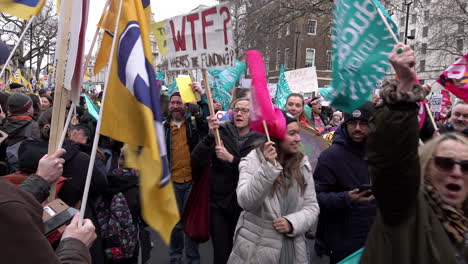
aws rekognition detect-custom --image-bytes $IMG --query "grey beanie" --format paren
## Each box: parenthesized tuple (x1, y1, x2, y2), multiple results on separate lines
(8, 93, 33, 114)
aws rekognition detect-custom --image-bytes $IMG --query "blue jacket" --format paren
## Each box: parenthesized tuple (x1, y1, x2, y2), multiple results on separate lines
(313, 125, 376, 262)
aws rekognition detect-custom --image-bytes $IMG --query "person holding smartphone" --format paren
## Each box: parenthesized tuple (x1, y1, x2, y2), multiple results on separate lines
(313, 101, 376, 263)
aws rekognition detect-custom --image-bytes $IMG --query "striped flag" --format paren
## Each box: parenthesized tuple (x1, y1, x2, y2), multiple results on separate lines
(99, 0, 178, 244)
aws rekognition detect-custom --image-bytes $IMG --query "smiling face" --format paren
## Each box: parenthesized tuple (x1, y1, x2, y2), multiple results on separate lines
(346, 119, 369, 142)
(169, 95, 187, 121)
(449, 103, 468, 132)
(279, 122, 301, 154)
(426, 139, 468, 208)
(41, 97, 51, 111)
(285, 96, 304, 119)
(233, 100, 250, 129)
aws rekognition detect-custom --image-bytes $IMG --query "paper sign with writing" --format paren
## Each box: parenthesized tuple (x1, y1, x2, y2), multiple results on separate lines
(284, 67, 318, 94)
(164, 3, 235, 70)
(430, 94, 443, 112)
(152, 21, 168, 56)
(176, 76, 196, 103)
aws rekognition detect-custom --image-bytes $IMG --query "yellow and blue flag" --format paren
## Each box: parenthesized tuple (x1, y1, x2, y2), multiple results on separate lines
(0, 0, 45, 20)
(100, 0, 178, 244)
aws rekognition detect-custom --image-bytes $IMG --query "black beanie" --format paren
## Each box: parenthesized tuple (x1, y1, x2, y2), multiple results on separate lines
(283, 111, 297, 125)
(343, 101, 375, 124)
(9, 83, 23, 90)
(8, 93, 33, 114)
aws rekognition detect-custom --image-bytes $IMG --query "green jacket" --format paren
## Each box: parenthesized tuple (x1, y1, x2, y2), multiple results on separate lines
(360, 103, 462, 264)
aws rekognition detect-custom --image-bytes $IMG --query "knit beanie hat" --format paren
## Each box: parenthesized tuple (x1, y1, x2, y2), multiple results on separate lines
(343, 101, 375, 124)
(8, 92, 33, 114)
(9, 83, 23, 90)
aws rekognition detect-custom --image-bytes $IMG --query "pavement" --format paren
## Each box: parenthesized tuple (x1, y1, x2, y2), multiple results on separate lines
(148, 229, 329, 264)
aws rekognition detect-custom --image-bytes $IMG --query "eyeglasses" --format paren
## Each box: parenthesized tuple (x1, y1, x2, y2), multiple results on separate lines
(233, 108, 249, 114)
(432, 156, 468, 174)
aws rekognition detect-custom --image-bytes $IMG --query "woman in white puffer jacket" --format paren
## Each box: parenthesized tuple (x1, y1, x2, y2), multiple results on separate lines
(228, 112, 320, 264)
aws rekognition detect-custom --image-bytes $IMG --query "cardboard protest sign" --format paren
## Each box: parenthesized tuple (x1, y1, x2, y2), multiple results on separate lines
(176, 76, 196, 103)
(284, 67, 318, 94)
(164, 3, 234, 70)
(299, 125, 329, 172)
(152, 21, 168, 56)
(430, 94, 443, 112)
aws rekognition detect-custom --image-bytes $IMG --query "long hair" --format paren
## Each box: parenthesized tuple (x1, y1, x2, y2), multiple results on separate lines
(285, 93, 314, 127)
(419, 132, 468, 213)
(259, 136, 306, 198)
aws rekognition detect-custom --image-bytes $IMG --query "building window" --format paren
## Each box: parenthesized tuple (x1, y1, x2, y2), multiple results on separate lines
(423, 27, 428, 37)
(284, 48, 290, 69)
(400, 16, 405, 27)
(421, 43, 427, 54)
(411, 14, 417, 24)
(424, 11, 429, 23)
(326, 50, 332, 71)
(399, 32, 405, 41)
(278, 28, 282, 39)
(458, 23, 465, 33)
(305, 48, 315, 67)
(410, 29, 416, 38)
(276, 50, 281, 70)
(457, 39, 464, 52)
(419, 60, 426, 72)
(307, 20, 317, 35)
(265, 54, 270, 72)
(286, 24, 290, 36)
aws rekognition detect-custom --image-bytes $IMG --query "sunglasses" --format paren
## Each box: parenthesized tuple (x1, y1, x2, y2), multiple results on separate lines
(432, 156, 468, 174)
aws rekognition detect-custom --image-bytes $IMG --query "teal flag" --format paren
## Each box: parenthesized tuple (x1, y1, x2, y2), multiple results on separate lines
(208, 60, 246, 110)
(156, 71, 165, 86)
(319, 86, 335, 102)
(273, 65, 292, 110)
(167, 82, 178, 96)
(330, 0, 398, 112)
(84, 94, 99, 121)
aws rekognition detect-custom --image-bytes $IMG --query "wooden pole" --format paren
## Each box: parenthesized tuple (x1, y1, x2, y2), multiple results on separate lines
(78, 0, 124, 226)
(202, 69, 221, 146)
(424, 103, 438, 131)
(262, 120, 277, 166)
(48, 1, 74, 202)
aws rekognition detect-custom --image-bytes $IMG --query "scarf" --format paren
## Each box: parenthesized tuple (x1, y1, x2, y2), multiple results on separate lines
(424, 183, 467, 247)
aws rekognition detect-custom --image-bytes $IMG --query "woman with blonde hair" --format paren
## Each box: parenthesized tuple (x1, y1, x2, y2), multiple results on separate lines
(227, 112, 320, 264)
(360, 44, 467, 263)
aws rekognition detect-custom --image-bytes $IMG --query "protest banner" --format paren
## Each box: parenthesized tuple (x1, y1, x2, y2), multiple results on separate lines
(152, 21, 168, 56)
(430, 93, 443, 113)
(284, 66, 318, 95)
(299, 125, 329, 172)
(329, 0, 398, 112)
(164, 3, 235, 70)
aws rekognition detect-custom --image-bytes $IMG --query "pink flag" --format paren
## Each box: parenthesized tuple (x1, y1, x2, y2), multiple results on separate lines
(437, 53, 468, 102)
(245, 50, 286, 140)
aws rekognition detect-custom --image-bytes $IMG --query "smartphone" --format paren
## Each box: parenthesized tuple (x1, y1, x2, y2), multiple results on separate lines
(44, 207, 79, 236)
(358, 184, 373, 197)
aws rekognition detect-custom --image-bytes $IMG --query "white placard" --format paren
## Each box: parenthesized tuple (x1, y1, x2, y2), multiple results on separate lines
(430, 94, 443, 112)
(284, 67, 318, 94)
(165, 3, 234, 70)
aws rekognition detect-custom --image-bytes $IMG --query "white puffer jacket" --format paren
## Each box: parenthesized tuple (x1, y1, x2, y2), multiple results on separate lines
(227, 149, 320, 264)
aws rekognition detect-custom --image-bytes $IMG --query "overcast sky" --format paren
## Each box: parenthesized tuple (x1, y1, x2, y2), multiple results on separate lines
(85, 0, 218, 53)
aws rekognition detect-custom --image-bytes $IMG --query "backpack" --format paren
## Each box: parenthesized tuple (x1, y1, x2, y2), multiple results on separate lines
(6, 122, 33, 173)
(95, 192, 138, 262)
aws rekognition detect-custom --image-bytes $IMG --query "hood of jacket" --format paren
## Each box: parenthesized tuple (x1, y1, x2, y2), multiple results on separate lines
(333, 124, 367, 157)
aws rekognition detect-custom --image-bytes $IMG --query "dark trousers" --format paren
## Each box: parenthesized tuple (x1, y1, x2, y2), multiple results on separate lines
(210, 205, 241, 264)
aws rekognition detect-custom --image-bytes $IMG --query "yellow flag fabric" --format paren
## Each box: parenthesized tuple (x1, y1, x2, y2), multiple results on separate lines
(100, 0, 178, 245)
(0, 0, 45, 20)
(93, 31, 113, 75)
(9, 69, 22, 84)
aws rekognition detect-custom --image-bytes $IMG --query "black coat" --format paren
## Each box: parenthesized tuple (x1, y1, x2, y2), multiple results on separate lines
(191, 122, 265, 211)
(313, 125, 376, 260)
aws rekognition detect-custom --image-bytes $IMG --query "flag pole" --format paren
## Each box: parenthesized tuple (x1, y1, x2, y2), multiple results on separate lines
(78, 0, 123, 226)
(375, 5, 439, 132)
(262, 120, 277, 166)
(57, 102, 76, 150)
(0, 16, 36, 83)
(82, 0, 111, 72)
(202, 68, 222, 146)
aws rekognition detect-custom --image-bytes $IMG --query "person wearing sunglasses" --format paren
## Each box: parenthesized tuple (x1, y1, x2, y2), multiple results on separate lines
(359, 44, 467, 264)
(191, 98, 265, 264)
